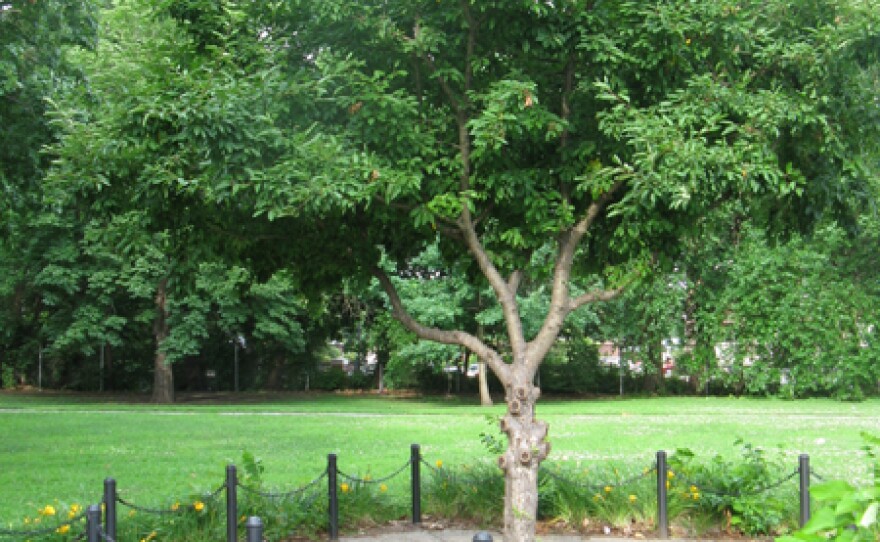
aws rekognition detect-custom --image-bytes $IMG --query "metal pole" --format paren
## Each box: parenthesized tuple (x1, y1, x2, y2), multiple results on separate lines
(328, 454, 339, 541)
(227, 465, 238, 542)
(234, 341, 239, 393)
(87, 504, 101, 542)
(38, 345, 42, 391)
(799, 454, 811, 527)
(103, 478, 117, 541)
(411, 444, 421, 524)
(656, 450, 669, 539)
(245, 516, 263, 542)
(99, 343, 105, 392)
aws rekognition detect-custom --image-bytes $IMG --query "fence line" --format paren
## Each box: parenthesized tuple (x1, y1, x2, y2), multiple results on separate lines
(0, 447, 824, 542)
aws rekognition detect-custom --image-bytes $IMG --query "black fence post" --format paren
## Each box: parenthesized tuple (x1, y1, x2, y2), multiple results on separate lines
(411, 444, 422, 525)
(656, 450, 669, 539)
(87, 504, 101, 542)
(328, 454, 339, 541)
(103, 478, 116, 542)
(799, 454, 811, 527)
(245, 516, 263, 542)
(227, 464, 238, 542)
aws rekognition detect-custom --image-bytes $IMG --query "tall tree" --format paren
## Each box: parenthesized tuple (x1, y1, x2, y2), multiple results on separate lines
(209, 1, 880, 538)
(0, 0, 98, 386)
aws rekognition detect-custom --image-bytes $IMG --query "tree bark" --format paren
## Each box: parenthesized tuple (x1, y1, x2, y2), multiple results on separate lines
(151, 277, 174, 403)
(498, 380, 549, 539)
(478, 361, 492, 406)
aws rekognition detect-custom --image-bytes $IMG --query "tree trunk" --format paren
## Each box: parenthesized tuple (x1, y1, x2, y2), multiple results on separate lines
(498, 380, 549, 541)
(478, 361, 492, 406)
(151, 278, 174, 403)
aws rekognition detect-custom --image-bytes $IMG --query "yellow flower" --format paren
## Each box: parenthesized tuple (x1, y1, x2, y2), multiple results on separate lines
(689, 485, 698, 493)
(666, 480, 671, 490)
(363, 474, 372, 482)
(667, 470, 675, 479)
(436, 460, 443, 469)
(593, 494, 602, 502)
(69, 504, 81, 519)
(379, 484, 388, 493)
(39, 505, 56, 517)
(685, 38, 692, 45)
(692, 492, 700, 500)
(628, 494, 637, 503)
(193, 501, 205, 512)
(604, 485, 613, 493)
(23, 517, 31, 525)
(56, 525, 70, 535)
(170, 502, 179, 512)
(340, 483, 350, 494)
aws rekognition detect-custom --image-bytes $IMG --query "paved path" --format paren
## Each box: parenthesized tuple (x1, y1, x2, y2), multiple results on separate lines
(338, 528, 682, 541)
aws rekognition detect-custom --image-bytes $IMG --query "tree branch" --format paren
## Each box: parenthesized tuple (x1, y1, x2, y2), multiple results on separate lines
(371, 265, 511, 385)
(526, 182, 625, 368)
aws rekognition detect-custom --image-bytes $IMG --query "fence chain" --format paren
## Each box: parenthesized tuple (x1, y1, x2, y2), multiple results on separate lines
(0, 509, 88, 537)
(420, 457, 441, 474)
(337, 458, 412, 485)
(679, 470, 799, 499)
(542, 464, 656, 495)
(237, 470, 328, 500)
(116, 494, 204, 515)
(810, 471, 826, 482)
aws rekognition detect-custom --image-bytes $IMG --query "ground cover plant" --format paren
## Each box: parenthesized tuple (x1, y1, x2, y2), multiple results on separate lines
(2, 393, 880, 539)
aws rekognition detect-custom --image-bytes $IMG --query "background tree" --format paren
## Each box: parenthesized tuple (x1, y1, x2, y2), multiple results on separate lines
(204, 1, 880, 538)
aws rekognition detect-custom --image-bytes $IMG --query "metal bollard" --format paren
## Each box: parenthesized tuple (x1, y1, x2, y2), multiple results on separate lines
(103, 478, 117, 542)
(656, 450, 669, 539)
(411, 444, 421, 525)
(473, 532, 493, 542)
(87, 504, 102, 542)
(328, 454, 339, 541)
(246, 516, 263, 542)
(799, 454, 811, 527)
(227, 465, 238, 542)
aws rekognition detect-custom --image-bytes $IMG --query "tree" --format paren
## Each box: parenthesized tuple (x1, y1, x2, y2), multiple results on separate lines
(203, 1, 879, 538)
(45, 0, 292, 401)
(0, 0, 98, 387)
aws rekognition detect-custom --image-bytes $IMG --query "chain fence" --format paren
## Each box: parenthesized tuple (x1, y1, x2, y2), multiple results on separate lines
(0, 446, 851, 542)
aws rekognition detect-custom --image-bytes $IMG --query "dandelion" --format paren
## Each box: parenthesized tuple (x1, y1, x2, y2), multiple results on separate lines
(667, 470, 675, 479)
(436, 460, 443, 469)
(685, 38, 692, 45)
(692, 492, 700, 500)
(666, 480, 671, 490)
(23, 518, 31, 525)
(628, 494, 637, 503)
(56, 525, 70, 535)
(363, 474, 372, 482)
(592, 494, 602, 502)
(68, 504, 81, 519)
(379, 484, 388, 493)
(193, 501, 205, 512)
(39, 505, 56, 517)
(340, 483, 350, 494)
(689, 485, 698, 493)
(170, 502, 180, 512)
(604, 485, 613, 493)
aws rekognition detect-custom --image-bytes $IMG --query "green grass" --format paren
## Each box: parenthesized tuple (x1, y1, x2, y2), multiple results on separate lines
(1, 391, 879, 529)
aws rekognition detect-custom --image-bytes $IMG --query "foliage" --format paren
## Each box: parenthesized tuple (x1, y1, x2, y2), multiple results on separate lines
(669, 440, 798, 535)
(777, 433, 880, 542)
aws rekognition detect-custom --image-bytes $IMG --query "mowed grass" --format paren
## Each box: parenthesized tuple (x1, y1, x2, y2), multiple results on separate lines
(1, 391, 879, 524)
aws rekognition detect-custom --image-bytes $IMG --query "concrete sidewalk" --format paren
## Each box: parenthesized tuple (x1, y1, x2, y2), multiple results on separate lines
(338, 528, 680, 541)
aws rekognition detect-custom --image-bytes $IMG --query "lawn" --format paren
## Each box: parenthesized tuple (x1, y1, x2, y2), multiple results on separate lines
(1, 391, 879, 527)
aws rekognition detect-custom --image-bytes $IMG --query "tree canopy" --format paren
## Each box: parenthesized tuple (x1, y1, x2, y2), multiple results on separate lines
(1, 1, 878, 539)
